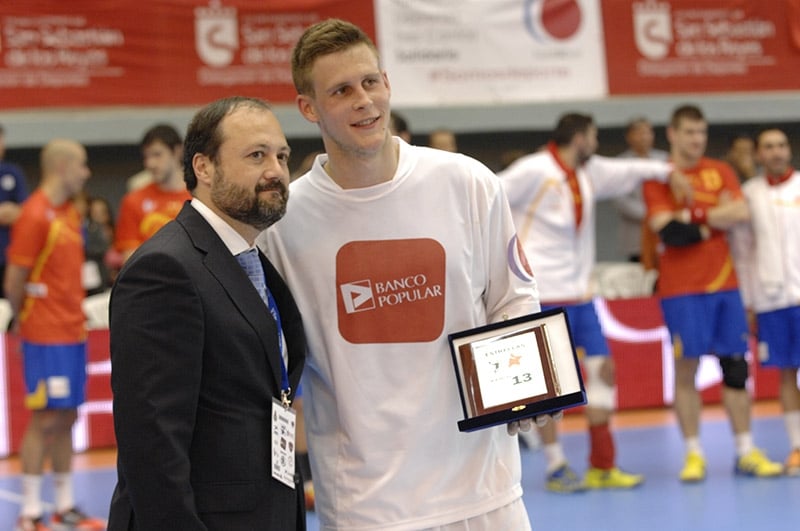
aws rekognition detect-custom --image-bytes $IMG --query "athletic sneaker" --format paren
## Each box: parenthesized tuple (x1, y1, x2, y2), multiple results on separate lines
(50, 507, 107, 531)
(584, 467, 644, 489)
(545, 463, 586, 493)
(680, 451, 706, 482)
(734, 448, 783, 478)
(785, 448, 800, 476)
(15, 516, 50, 531)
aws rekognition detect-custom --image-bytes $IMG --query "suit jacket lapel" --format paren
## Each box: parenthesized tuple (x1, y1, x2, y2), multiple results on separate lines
(176, 205, 285, 392)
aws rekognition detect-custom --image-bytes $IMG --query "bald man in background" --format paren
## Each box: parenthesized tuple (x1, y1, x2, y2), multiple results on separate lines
(5, 139, 106, 531)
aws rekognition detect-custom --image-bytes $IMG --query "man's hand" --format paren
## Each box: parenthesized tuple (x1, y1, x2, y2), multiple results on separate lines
(667, 170, 693, 205)
(507, 411, 563, 435)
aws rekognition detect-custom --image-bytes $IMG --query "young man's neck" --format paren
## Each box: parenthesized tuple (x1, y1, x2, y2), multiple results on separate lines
(41, 178, 69, 206)
(670, 152, 701, 170)
(555, 145, 578, 170)
(323, 136, 399, 190)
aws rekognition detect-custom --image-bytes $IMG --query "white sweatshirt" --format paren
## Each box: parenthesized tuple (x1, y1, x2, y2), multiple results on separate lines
(260, 139, 540, 531)
(499, 149, 671, 302)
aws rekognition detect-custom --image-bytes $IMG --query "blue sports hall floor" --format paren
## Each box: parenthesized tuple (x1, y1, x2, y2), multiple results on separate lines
(1, 402, 799, 530)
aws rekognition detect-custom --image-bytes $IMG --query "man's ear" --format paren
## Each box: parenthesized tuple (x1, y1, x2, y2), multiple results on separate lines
(192, 153, 213, 187)
(297, 94, 319, 124)
(382, 70, 391, 97)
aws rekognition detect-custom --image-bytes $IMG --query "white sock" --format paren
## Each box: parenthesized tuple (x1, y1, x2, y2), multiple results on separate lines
(735, 432, 754, 457)
(684, 437, 703, 457)
(784, 410, 800, 449)
(543, 442, 567, 473)
(21, 474, 43, 519)
(54, 473, 74, 514)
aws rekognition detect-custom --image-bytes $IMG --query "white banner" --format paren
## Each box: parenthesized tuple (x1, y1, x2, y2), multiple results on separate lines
(375, 0, 608, 106)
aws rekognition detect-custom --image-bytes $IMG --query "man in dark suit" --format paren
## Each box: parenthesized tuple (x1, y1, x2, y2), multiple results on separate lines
(108, 96, 306, 530)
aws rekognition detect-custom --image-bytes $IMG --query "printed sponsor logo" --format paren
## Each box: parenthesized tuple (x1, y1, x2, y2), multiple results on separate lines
(336, 239, 446, 343)
(524, 0, 583, 42)
(194, 1, 239, 67)
(630, 0, 777, 78)
(340, 280, 376, 314)
(633, 0, 673, 60)
(193, 1, 313, 87)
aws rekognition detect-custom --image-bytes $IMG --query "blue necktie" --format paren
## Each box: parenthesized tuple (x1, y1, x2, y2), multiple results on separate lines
(235, 248, 287, 367)
(236, 248, 269, 305)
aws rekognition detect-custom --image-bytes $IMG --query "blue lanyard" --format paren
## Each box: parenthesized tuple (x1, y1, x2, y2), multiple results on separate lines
(264, 285, 291, 405)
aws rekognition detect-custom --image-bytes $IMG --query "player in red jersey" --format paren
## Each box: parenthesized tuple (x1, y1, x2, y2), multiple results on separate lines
(5, 139, 106, 531)
(114, 124, 191, 262)
(644, 105, 783, 482)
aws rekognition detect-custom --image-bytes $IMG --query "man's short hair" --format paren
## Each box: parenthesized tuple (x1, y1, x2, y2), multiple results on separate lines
(141, 124, 183, 152)
(182, 96, 272, 191)
(669, 105, 705, 129)
(552, 113, 594, 147)
(291, 18, 378, 97)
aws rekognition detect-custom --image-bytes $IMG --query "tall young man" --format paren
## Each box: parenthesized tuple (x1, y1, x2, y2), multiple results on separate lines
(261, 18, 539, 530)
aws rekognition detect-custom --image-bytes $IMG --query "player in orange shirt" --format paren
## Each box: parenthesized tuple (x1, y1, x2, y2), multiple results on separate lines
(4, 139, 106, 531)
(114, 124, 191, 262)
(644, 104, 782, 482)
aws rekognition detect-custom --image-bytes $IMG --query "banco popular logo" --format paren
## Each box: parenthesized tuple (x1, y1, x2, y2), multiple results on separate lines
(340, 274, 442, 315)
(340, 280, 376, 314)
(195, 0, 239, 67)
(633, 0, 673, 60)
(524, 0, 583, 42)
(336, 239, 446, 344)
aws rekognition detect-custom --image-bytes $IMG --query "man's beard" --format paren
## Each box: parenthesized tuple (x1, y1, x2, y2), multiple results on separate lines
(211, 169, 288, 231)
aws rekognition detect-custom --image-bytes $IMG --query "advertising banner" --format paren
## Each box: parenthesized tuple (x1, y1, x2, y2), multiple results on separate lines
(0, 0, 374, 109)
(603, 0, 800, 95)
(375, 0, 608, 106)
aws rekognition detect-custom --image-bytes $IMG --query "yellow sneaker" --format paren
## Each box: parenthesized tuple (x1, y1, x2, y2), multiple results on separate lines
(785, 448, 800, 476)
(583, 467, 644, 489)
(545, 464, 586, 493)
(735, 448, 783, 477)
(680, 451, 706, 482)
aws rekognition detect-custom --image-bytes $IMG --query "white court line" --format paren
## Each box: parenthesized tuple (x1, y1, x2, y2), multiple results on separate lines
(0, 487, 54, 510)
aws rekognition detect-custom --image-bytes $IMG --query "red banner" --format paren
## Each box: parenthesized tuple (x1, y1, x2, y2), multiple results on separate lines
(602, 0, 800, 95)
(0, 0, 374, 109)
